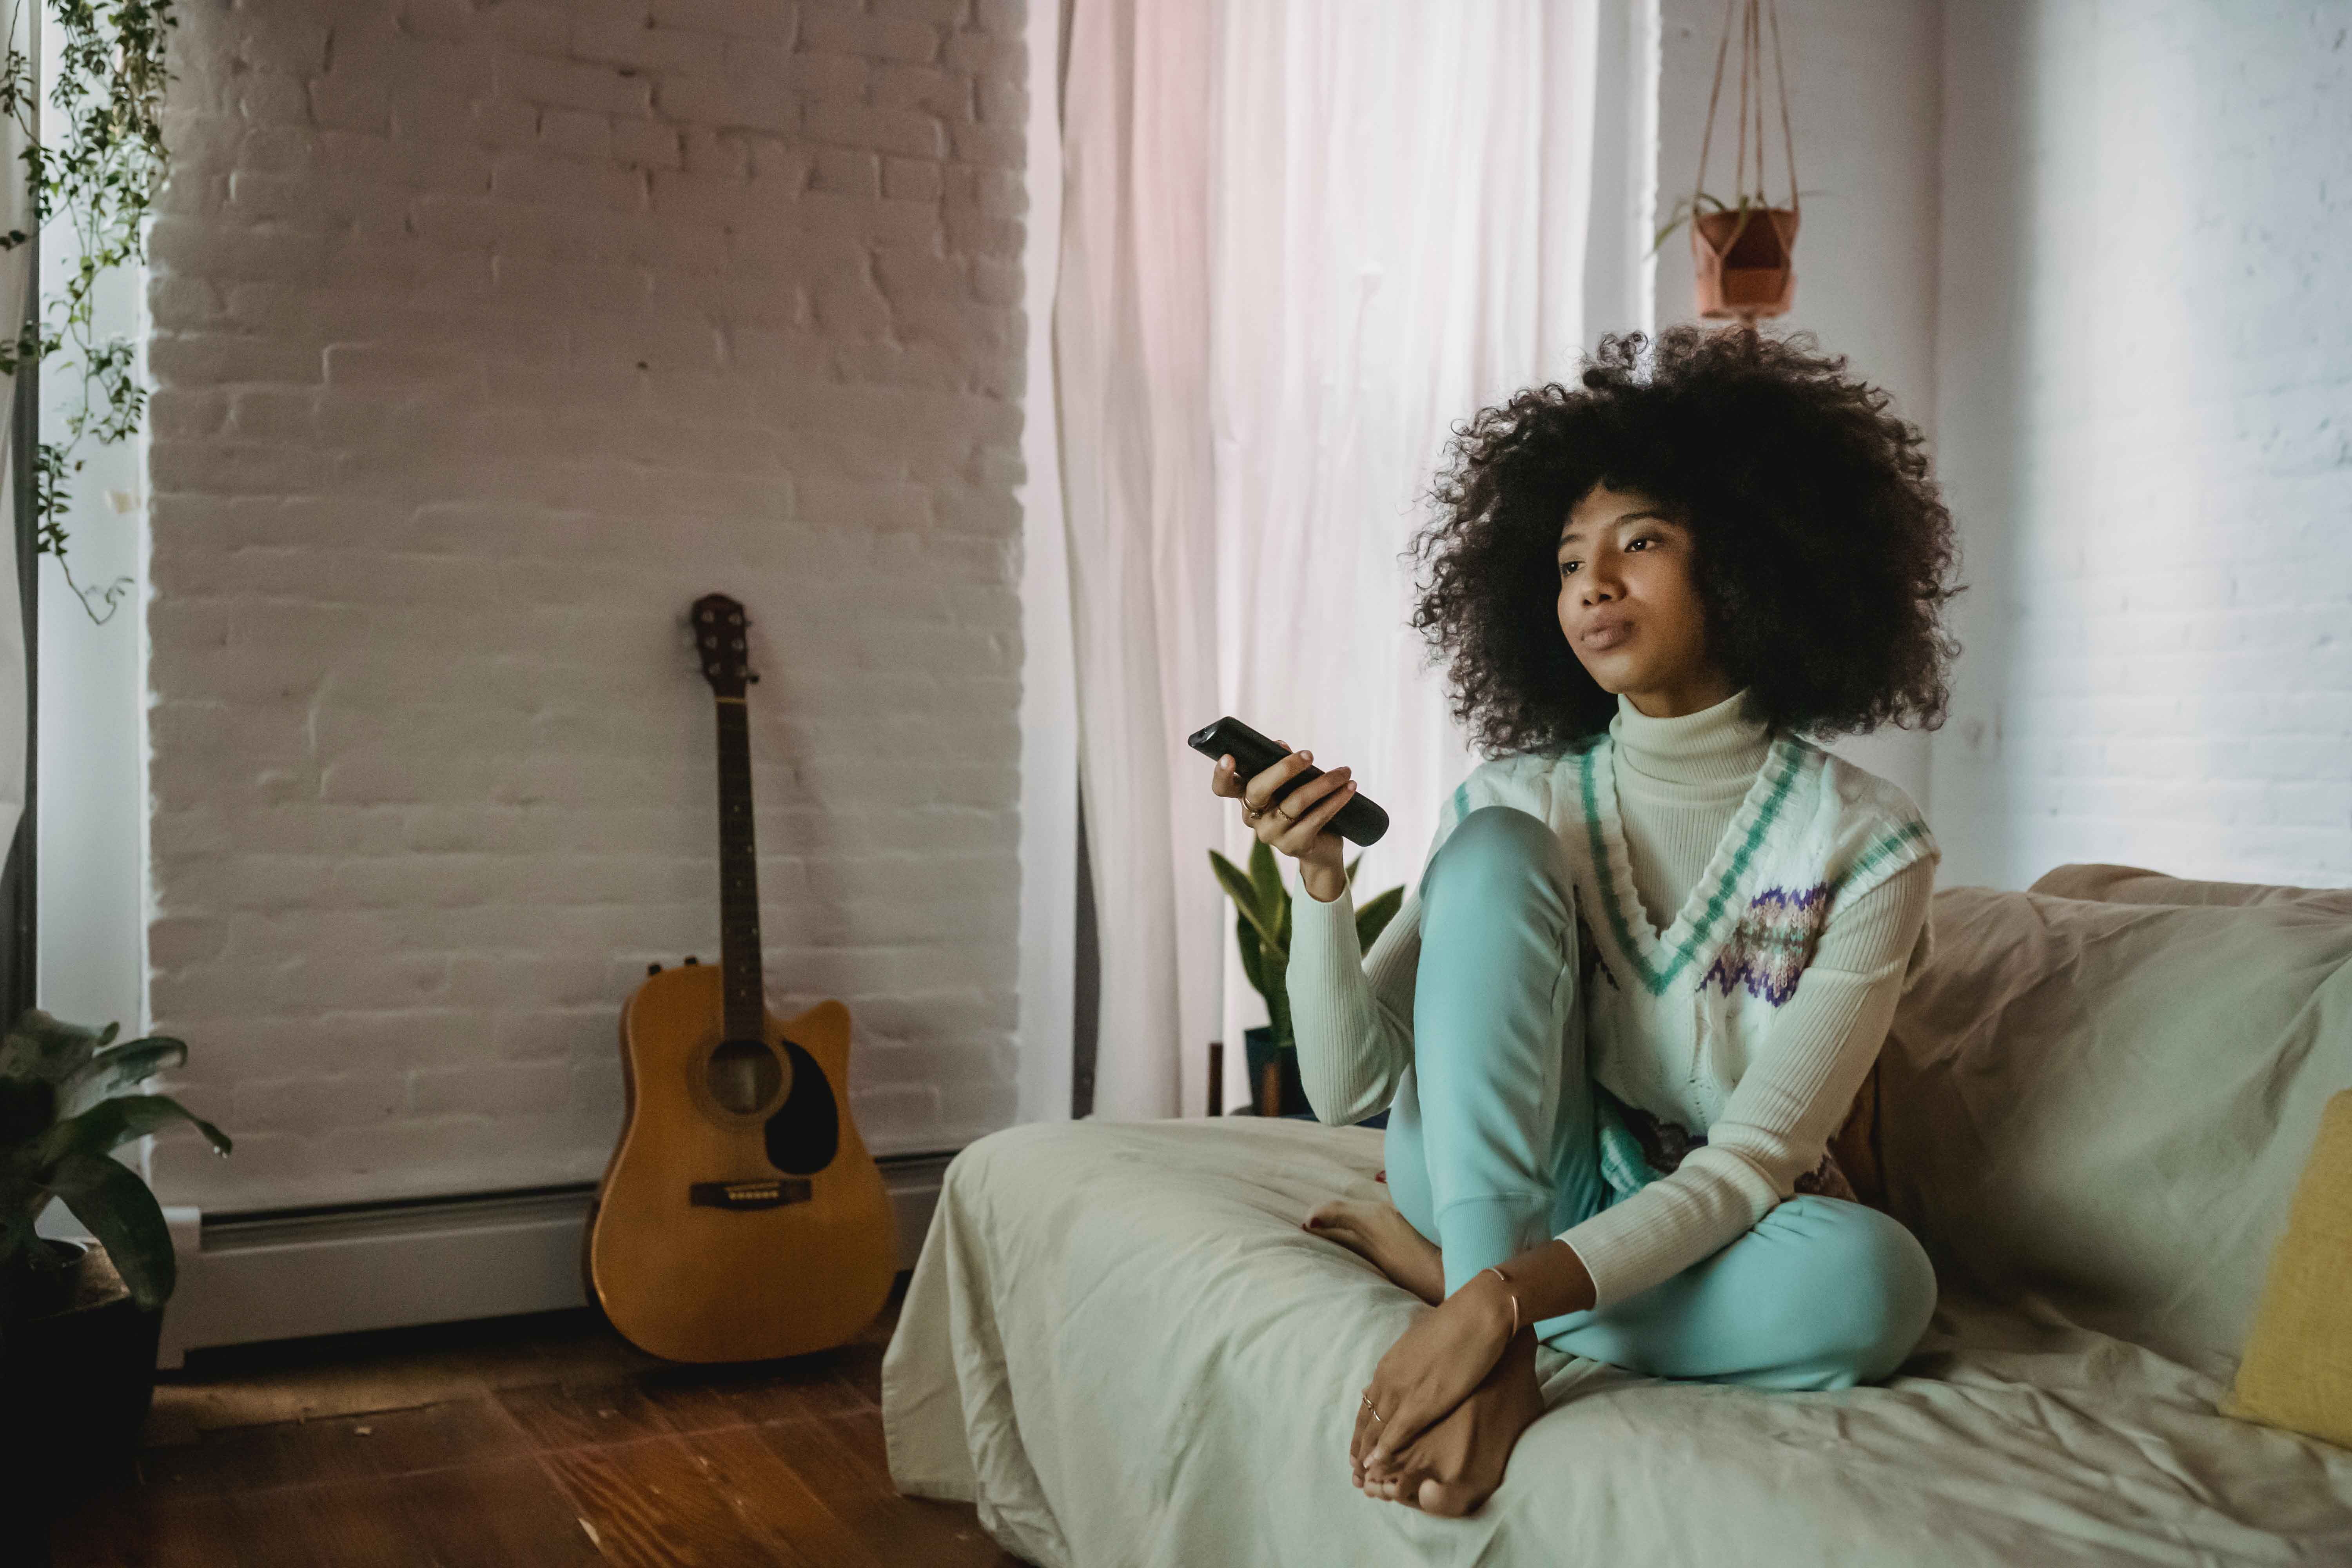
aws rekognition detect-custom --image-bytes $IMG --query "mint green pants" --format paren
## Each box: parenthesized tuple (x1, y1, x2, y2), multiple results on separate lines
(1379, 805, 1937, 1390)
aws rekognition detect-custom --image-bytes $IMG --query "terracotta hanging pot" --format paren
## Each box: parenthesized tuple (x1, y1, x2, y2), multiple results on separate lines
(1693, 205, 1800, 321)
(1688, 0, 1801, 323)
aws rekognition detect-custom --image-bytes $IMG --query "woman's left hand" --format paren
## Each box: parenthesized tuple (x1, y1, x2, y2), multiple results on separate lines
(1352, 1273, 1517, 1481)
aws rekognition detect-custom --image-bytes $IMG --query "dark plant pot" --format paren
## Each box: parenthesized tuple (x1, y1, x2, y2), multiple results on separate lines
(1235, 1025, 1388, 1129)
(2, 1238, 164, 1505)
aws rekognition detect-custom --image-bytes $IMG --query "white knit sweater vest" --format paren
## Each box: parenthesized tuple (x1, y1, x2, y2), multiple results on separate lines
(1439, 732, 1938, 1135)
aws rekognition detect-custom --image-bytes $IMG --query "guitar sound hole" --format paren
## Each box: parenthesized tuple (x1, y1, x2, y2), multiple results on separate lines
(765, 1037, 840, 1176)
(707, 1039, 783, 1115)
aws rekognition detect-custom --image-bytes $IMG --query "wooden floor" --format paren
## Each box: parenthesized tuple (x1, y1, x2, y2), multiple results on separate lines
(46, 1274, 1029, 1568)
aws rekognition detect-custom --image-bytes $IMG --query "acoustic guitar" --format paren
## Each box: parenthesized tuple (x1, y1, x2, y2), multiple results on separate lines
(584, 593, 898, 1362)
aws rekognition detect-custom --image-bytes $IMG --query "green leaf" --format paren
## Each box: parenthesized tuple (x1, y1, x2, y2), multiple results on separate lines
(1234, 913, 1268, 1005)
(1248, 837, 1283, 913)
(1259, 938, 1293, 1053)
(60, 1036, 188, 1116)
(49, 1153, 175, 1309)
(0, 1009, 109, 1085)
(1209, 851, 1281, 955)
(1356, 885, 1406, 951)
(30, 1094, 232, 1171)
(1265, 984, 1294, 1055)
(1344, 853, 1362, 887)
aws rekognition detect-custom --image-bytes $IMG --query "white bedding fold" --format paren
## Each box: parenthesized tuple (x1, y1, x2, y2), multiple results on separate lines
(883, 1116, 2352, 1568)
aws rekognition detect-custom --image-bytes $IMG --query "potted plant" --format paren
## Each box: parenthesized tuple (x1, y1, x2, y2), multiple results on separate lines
(1209, 840, 1403, 1120)
(0, 1009, 230, 1495)
(1649, 0, 1809, 323)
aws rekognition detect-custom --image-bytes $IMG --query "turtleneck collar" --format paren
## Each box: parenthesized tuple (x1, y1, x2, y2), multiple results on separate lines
(1608, 688, 1771, 793)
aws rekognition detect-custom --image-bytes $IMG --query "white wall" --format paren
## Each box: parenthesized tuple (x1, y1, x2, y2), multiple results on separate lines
(1655, 0, 1946, 813)
(1930, 1, 2352, 889)
(142, 0, 1032, 1213)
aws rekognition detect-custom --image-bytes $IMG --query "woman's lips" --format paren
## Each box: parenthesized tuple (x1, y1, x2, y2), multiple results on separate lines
(1579, 619, 1634, 651)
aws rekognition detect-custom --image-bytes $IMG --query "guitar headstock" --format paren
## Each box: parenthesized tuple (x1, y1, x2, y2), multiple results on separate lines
(692, 593, 758, 697)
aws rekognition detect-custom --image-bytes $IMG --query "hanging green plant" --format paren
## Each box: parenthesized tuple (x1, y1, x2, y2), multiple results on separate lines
(0, 0, 180, 624)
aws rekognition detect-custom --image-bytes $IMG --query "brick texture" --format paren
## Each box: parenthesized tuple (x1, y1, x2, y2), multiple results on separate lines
(1930, 2, 2352, 891)
(144, 0, 1029, 1210)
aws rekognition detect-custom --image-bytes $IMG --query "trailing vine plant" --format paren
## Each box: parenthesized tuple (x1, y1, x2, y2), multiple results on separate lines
(0, 0, 179, 624)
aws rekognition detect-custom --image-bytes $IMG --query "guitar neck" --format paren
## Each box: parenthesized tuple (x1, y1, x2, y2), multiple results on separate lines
(713, 695, 765, 1040)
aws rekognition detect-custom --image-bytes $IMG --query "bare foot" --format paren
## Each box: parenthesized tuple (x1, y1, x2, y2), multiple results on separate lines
(1359, 1325, 1546, 1517)
(1305, 1197, 1445, 1306)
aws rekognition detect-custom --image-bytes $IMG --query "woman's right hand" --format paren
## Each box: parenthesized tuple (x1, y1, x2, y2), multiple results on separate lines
(1209, 739, 1357, 904)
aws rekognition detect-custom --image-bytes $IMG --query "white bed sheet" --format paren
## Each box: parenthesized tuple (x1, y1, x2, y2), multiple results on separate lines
(883, 1116, 2352, 1568)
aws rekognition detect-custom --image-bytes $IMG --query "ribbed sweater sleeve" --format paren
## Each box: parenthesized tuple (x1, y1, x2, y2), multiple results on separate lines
(1553, 857, 1934, 1308)
(1287, 871, 1424, 1129)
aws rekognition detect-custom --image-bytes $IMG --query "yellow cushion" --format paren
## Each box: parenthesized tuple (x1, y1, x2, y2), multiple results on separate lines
(2224, 1090, 2352, 1448)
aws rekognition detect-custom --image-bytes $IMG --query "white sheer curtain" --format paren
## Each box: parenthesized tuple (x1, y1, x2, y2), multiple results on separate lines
(1058, 0, 1603, 1121)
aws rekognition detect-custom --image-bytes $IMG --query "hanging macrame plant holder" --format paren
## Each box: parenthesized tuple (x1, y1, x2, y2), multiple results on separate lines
(1690, 0, 1800, 323)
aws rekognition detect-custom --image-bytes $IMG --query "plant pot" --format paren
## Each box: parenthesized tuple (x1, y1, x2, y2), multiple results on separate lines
(1691, 204, 1799, 320)
(1241, 1025, 1310, 1117)
(2, 1238, 164, 1504)
(1237, 1025, 1388, 1129)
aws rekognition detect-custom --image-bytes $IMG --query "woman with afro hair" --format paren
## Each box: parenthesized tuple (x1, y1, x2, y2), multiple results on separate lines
(1207, 323, 1963, 1518)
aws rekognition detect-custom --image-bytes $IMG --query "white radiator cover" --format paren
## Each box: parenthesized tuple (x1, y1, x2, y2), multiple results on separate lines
(154, 1155, 950, 1368)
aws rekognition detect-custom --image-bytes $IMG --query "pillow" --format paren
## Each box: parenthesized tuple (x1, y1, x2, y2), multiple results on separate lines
(2223, 1091, 2352, 1448)
(1878, 887, 2352, 1371)
(2030, 861, 2352, 918)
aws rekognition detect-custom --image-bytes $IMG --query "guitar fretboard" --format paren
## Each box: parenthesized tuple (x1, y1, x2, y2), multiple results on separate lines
(713, 697, 765, 1041)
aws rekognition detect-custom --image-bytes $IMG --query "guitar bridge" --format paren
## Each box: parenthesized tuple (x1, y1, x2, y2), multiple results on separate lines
(689, 1178, 813, 1211)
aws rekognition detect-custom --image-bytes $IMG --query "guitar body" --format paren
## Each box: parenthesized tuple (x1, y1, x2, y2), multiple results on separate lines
(588, 964, 897, 1362)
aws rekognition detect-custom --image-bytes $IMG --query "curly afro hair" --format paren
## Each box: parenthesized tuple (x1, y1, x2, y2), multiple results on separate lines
(1406, 323, 1962, 759)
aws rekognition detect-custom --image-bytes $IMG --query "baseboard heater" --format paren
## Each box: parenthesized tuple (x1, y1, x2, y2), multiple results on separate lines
(156, 1151, 958, 1368)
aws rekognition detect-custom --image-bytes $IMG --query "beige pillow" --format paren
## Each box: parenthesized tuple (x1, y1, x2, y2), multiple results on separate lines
(2030, 861, 2352, 918)
(1880, 887, 2352, 1369)
(2223, 1091, 2352, 1448)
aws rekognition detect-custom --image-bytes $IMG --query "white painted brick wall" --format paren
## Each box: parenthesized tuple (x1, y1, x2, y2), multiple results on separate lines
(1930, 2, 2352, 889)
(143, 0, 1029, 1211)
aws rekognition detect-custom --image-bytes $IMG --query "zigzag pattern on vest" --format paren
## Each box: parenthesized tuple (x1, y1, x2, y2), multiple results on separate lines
(1700, 883, 1832, 1005)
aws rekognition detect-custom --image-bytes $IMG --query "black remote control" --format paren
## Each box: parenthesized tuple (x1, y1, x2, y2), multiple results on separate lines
(1186, 715, 1390, 847)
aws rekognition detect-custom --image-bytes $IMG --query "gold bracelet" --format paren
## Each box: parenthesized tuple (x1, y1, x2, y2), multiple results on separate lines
(1478, 1265, 1519, 1336)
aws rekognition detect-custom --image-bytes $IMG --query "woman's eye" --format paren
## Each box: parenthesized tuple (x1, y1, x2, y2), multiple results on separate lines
(1626, 535, 1654, 552)
(1559, 561, 1580, 577)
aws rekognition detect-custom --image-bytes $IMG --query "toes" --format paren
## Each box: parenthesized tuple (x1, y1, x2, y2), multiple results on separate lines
(1418, 1476, 1486, 1517)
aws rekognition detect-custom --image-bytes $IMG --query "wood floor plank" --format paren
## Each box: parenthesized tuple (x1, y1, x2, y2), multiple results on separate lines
(829, 1340, 884, 1408)
(137, 1414, 385, 1498)
(221, 1475, 429, 1568)
(637, 1356, 869, 1432)
(341, 1394, 540, 1477)
(47, 1489, 242, 1568)
(497, 1379, 678, 1451)
(757, 1412, 1025, 1567)
(677, 1426, 890, 1568)
(540, 1436, 826, 1568)
(49, 1272, 1031, 1567)
(392, 1457, 608, 1568)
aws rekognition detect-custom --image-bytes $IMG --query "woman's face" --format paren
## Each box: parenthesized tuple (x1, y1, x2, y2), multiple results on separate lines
(1555, 482, 1735, 719)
